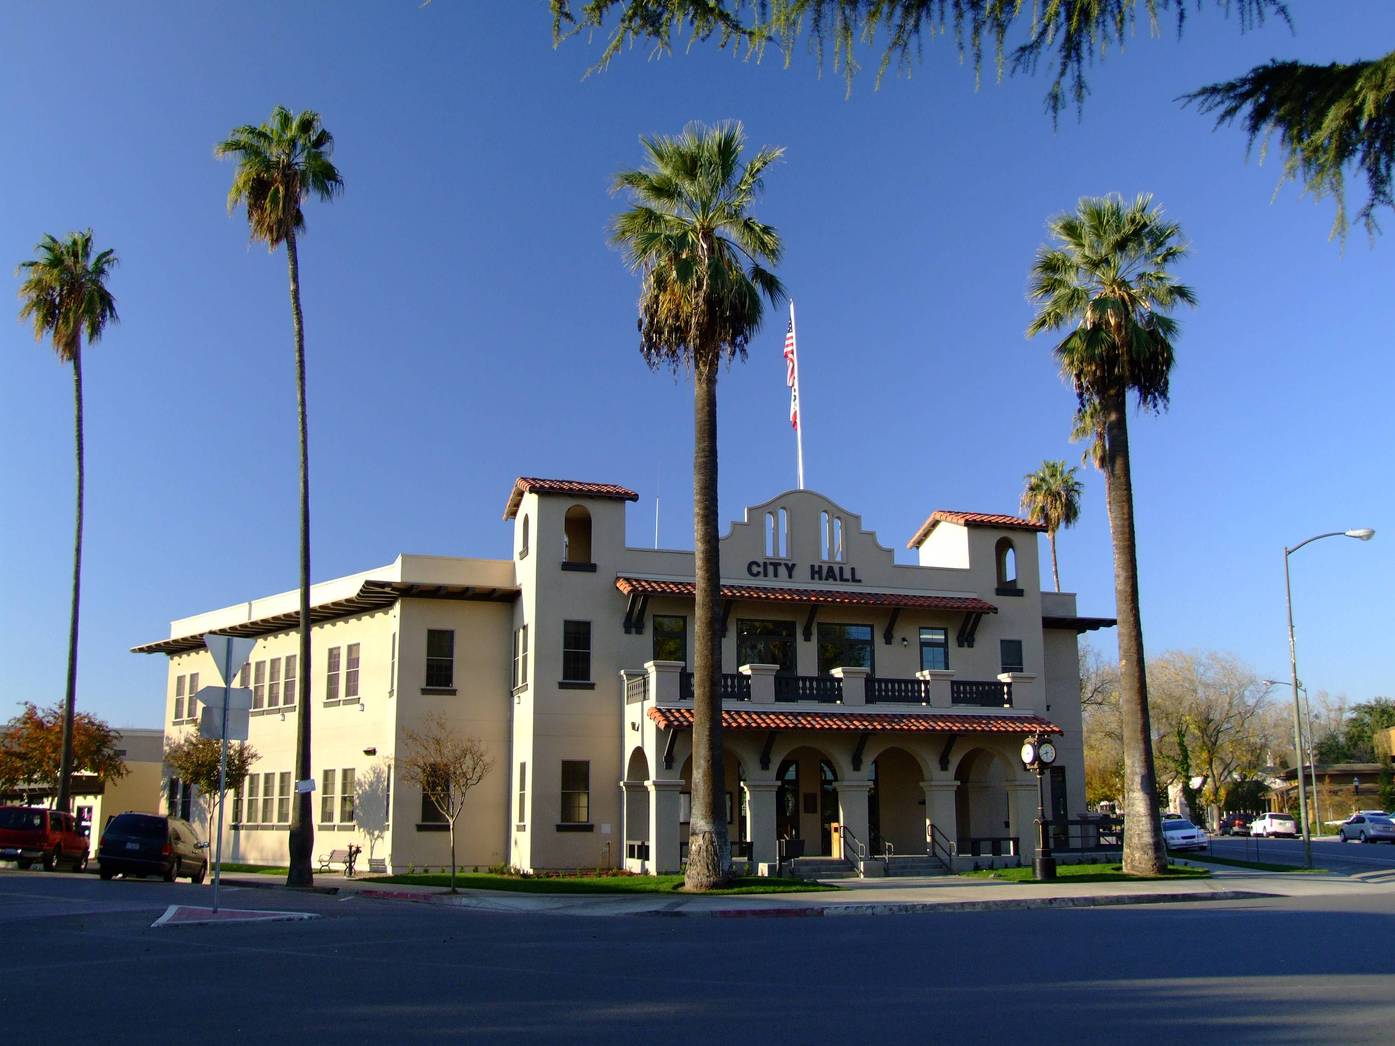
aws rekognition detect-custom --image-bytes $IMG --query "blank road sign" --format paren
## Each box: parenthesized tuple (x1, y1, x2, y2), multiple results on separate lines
(196, 685, 254, 712)
(199, 704, 250, 742)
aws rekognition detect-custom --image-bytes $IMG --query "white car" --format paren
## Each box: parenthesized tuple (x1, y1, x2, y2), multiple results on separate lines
(1250, 812, 1299, 838)
(1338, 814, 1395, 844)
(1162, 819, 1209, 851)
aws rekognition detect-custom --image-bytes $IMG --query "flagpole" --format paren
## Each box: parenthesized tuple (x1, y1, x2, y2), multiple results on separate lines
(791, 299, 804, 490)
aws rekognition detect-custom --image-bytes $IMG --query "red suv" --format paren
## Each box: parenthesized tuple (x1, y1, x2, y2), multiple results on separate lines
(1217, 813, 1252, 836)
(0, 806, 91, 871)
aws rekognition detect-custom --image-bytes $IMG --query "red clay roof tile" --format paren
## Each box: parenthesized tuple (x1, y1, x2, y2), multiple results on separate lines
(615, 576, 996, 614)
(906, 509, 1046, 549)
(503, 477, 640, 519)
(648, 706, 1061, 735)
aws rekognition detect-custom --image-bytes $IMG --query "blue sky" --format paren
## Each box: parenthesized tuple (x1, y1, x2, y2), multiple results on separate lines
(1, 2, 1390, 729)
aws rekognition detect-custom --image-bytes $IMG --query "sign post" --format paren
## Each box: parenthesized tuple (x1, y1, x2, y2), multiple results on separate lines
(201, 633, 255, 913)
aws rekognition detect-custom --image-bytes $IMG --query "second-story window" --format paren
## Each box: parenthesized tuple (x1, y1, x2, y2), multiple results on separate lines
(652, 615, 686, 664)
(253, 661, 266, 709)
(562, 621, 591, 682)
(345, 643, 360, 699)
(325, 646, 341, 702)
(919, 627, 950, 671)
(426, 629, 455, 688)
(174, 675, 186, 722)
(267, 658, 281, 708)
(283, 654, 297, 706)
(1000, 639, 1025, 674)
(512, 625, 529, 689)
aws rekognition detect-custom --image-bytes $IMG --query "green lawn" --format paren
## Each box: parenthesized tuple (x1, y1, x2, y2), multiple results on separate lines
(363, 872, 836, 895)
(1167, 851, 1330, 874)
(218, 863, 289, 875)
(960, 862, 1210, 884)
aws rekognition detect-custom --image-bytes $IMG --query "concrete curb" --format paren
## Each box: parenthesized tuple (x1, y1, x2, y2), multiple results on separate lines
(702, 889, 1279, 918)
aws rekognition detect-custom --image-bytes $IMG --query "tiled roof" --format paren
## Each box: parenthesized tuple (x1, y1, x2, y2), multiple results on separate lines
(616, 576, 996, 614)
(907, 509, 1046, 549)
(648, 706, 1061, 735)
(503, 477, 640, 520)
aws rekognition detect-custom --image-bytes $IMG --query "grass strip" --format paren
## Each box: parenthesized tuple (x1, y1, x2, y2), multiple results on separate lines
(362, 872, 835, 894)
(218, 863, 290, 875)
(959, 862, 1210, 884)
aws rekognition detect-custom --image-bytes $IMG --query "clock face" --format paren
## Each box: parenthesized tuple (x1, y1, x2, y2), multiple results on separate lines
(1039, 741, 1057, 765)
(1020, 741, 1037, 765)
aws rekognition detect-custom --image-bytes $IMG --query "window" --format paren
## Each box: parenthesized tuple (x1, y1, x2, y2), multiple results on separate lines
(562, 621, 591, 682)
(995, 538, 1019, 590)
(563, 505, 592, 564)
(238, 663, 250, 688)
(512, 625, 529, 689)
(426, 629, 454, 688)
(1000, 639, 1025, 674)
(560, 761, 590, 824)
(321, 769, 337, 824)
(817, 623, 873, 675)
(652, 615, 686, 664)
(919, 627, 950, 671)
(325, 646, 341, 702)
(253, 660, 266, 710)
(267, 658, 281, 708)
(187, 673, 199, 719)
(764, 508, 790, 557)
(261, 771, 275, 824)
(389, 633, 397, 697)
(168, 777, 193, 821)
(820, 511, 846, 561)
(420, 786, 447, 824)
(278, 772, 291, 823)
(519, 514, 530, 559)
(345, 643, 360, 699)
(283, 654, 297, 706)
(340, 768, 355, 823)
(737, 619, 796, 673)
(246, 775, 259, 823)
(517, 763, 527, 824)
(174, 675, 185, 722)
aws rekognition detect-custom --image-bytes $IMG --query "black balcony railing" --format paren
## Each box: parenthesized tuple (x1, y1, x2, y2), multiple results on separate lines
(865, 677, 933, 705)
(773, 674, 843, 703)
(679, 672, 751, 702)
(950, 679, 1013, 707)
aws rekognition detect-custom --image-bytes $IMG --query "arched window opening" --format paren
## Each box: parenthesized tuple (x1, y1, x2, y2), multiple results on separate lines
(519, 515, 530, 560)
(564, 505, 592, 565)
(832, 516, 845, 562)
(778, 508, 789, 557)
(765, 512, 776, 557)
(995, 537, 1017, 589)
(820, 511, 830, 560)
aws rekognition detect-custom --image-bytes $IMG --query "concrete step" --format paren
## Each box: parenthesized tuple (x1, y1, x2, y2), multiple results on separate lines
(882, 855, 951, 877)
(791, 857, 855, 880)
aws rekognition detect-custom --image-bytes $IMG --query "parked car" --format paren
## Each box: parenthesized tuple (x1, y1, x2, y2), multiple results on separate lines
(1250, 812, 1299, 838)
(1162, 819, 1210, 851)
(97, 812, 207, 882)
(1217, 813, 1252, 836)
(1338, 814, 1395, 844)
(0, 805, 90, 871)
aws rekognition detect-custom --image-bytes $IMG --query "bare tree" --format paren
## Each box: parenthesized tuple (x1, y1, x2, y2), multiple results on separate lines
(398, 713, 492, 892)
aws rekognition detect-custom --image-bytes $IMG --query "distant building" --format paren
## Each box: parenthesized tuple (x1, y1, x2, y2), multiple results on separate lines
(134, 479, 1113, 874)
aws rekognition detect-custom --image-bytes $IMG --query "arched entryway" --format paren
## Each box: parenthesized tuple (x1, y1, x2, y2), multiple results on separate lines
(678, 752, 747, 849)
(869, 746, 924, 855)
(776, 747, 838, 855)
(954, 747, 1013, 855)
(623, 748, 650, 866)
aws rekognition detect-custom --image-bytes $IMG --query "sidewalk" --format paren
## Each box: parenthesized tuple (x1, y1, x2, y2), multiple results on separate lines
(214, 863, 1391, 919)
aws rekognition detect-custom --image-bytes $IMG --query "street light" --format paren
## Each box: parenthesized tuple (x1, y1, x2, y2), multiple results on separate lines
(1263, 678, 1321, 838)
(1283, 528, 1376, 868)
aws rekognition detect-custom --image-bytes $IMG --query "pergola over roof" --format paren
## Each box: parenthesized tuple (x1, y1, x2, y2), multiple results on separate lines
(503, 476, 639, 520)
(615, 576, 997, 615)
(907, 509, 1045, 550)
(1042, 615, 1117, 634)
(648, 706, 1062, 735)
(131, 579, 518, 656)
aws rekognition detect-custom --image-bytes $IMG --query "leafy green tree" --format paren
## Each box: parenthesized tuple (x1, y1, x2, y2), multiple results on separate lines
(216, 106, 343, 887)
(0, 702, 128, 802)
(1314, 696, 1395, 763)
(1019, 459, 1083, 592)
(1027, 193, 1196, 875)
(611, 121, 784, 889)
(16, 231, 118, 813)
(163, 734, 260, 845)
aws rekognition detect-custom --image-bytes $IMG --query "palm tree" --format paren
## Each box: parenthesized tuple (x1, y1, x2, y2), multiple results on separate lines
(611, 121, 784, 889)
(216, 106, 343, 887)
(17, 231, 118, 814)
(1019, 460, 1083, 592)
(1026, 193, 1196, 876)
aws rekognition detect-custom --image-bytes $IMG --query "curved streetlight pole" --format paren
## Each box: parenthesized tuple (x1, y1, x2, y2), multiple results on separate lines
(1283, 529, 1375, 869)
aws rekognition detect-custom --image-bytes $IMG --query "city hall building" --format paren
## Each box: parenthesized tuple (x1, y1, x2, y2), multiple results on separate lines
(134, 478, 1111, 875)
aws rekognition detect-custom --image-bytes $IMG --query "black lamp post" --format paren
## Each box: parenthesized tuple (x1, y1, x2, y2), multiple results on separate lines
(1020, 733, 1058, 881)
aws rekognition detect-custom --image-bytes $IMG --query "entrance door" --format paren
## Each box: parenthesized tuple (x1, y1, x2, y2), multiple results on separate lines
(776, 759, 800, 841)
(819, 759, 837, 854)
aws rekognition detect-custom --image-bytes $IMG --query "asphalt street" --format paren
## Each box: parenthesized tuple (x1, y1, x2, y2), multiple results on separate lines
(2, 868, 1393, 1044)
(1209, 835, 1395, 873)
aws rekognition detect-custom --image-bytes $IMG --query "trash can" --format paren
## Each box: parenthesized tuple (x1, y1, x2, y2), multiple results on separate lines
(829, 822, 843, 859)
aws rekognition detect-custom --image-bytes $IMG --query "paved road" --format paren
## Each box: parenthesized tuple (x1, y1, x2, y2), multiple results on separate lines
(2, 868, 1394, 1043)
(1209, 835, 1395, 873)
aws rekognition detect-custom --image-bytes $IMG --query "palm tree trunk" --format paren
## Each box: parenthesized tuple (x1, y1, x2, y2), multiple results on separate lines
(284, 228, 315, 887)
(56, 340, 84, 814)
(685, 359, 729, 889)
(1102, 388, 1166, 875)
(1049, 530, 1061, 592)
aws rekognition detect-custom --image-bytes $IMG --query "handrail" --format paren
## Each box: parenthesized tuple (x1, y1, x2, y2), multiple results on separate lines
(927, 822, 956, 871)
(880, 838, 895, 874)
(839, 824, 867, 879)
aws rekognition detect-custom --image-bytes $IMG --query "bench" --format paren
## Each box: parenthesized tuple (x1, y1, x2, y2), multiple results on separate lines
(317, 849, 350, 874)
(367, 857, 386, 874)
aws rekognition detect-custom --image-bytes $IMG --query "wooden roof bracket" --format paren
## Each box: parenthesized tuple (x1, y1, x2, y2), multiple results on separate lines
(760, 731, 778, 771)
(938, 734, 959, 773)
(802, 604, 820, 642)
(632, 594, 649, 635)
(662, 729, 677, 771)
(956, 611, 984, 648)
(882, 607, 901, 645)
(622, 591, 641, 634)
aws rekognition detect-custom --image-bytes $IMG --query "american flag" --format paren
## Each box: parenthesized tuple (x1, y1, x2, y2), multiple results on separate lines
(783, 319, 799, 430)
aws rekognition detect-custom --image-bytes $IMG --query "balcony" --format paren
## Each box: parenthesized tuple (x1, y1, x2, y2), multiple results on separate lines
(678, 672, 752, 702)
